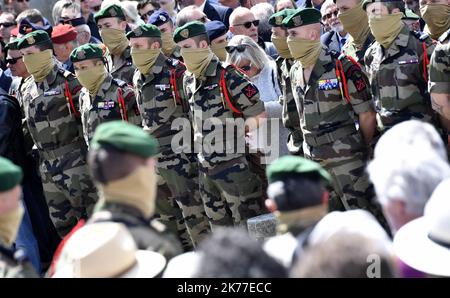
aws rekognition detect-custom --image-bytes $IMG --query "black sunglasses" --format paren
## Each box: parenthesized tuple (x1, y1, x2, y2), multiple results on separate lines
(6, 57, 22, 65)
(225, 44, 248, 54)
(17, 0, 30, 2)
(0, 22, 16, 28)
(240, 65, 252, 72)
(322, 10, 339, 20)
(235, 20, 259, 29)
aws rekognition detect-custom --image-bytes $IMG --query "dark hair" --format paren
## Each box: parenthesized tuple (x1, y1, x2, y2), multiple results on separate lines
(192, 33, 210, 46)
(290, 232, 395, 278)
(88, 145, 147, 184)
(36, 40, 54, 52)
(194, 228, 288, 278)
(385, 1, 406, 14)
(137, 0, 160, 11)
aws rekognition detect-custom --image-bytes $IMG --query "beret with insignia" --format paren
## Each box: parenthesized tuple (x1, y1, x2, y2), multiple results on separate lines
(17, 30, 51, 50)
(70, 44, 104, 63)
(173, 21, 206, 43)
(5, 40, 19, 51)
(0, 157, 23, 192)
(205, 21, 227, 41)
(94, 4, 126, 23)
(91, 121, 159, 158)
(126, 24, 161, 39)
(269, 9, 296, 27)
(266, 156, 331, 184)
(282, 8, 321, 29)
(19, 17, 53, 36)
(148, 11, 171, 27)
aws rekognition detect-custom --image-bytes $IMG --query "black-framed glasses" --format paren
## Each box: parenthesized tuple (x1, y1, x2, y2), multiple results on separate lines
(225, 44, 248, 54)
(240, 65, 252, 72)
(235, 20, 259, 29)
(17, 0, 30, 2)
(322, 10, 339, 20)
(6, 57, 22, 65)
(0, 22, 16, 28)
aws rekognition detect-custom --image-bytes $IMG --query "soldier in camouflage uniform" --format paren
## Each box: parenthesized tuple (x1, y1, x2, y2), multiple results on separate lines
(70, 44, 141, 146)
(87, 121, 183, 260)
(128, 24, 211, 247)
(269, 9, 304, 156)
(174, 22, 267, 230)
(148, 11, 183, 61)
(363, 0, 437, 133)
(429, 29, 450, 149)
(17, 30, 98, 237)
(0, 157, 38, 278)
(419, 0, 450, 41)
(284, 8, 388, 230)
(94, 4, 136, 83)
(336, 0, 375, 66)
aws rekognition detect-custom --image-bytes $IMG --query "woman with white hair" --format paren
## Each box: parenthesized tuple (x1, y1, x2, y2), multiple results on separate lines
(226, 35, 289, 160)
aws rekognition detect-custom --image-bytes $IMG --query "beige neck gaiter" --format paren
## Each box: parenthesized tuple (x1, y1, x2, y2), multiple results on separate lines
(22, 49, 55, 83)
(369, 13, 404, 49)
(420, 4, 450, 40)
(271, 35, 292, 59)
(287, 37, 322, 68)
(0, 205, 24, 247)
(339, 1, 371, 48)
(161, 31, 177, 57)
(131, 48, 161, 75)
(100, 28, 129, 56)
(180, 47, 214, 78)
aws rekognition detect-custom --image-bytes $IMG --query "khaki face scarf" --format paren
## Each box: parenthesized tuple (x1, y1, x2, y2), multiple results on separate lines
(210, 42, 228, 61)
(420, 4, 450, 40)
(339, 1, 371, 48)
(100, 28, 129, 56)
(22, 49, 54, 83)
(369, 12, 404, 49)
(180, 47, 214, 78)
(271, 35, 292, 59)
(131, 48, 161, 75)
(287, 37, 322, 68)
(0, 205, 24, 247)
(75, 64, 107, 96)
(100, 165, 157, 219)
(275, 204, 327, 234)
(161, 31, 177, 56)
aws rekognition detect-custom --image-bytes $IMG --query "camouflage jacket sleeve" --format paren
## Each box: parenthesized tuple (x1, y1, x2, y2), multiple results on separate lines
(17, 78, 34, 154)
(223, 66, 265, 118)
(122, 84, 142, 127)
(429, 43, 450, 94)
(341, 56, 375, 115)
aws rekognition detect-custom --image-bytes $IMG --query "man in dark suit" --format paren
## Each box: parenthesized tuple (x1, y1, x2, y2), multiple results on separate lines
(320, 0, 349, 53)
(178, 0, 233, 29)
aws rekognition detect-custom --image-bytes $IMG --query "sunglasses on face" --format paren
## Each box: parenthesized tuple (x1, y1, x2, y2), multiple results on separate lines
(17, 0, 30, 2)
(225, 44, 248, 53)
(322, 10, 339, 21)
(235, 19, 259, 29)
(6, 57, 22, 65)
(0, 22, 16, 28)
(240, 65, 252, 72)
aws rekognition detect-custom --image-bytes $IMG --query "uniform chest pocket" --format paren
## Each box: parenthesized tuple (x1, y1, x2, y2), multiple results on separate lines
(303, 89, 321, 128)
(393, 58, 423, 109)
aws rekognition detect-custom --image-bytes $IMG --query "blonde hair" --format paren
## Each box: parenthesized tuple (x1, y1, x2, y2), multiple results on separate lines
(226, 35, 269, 71)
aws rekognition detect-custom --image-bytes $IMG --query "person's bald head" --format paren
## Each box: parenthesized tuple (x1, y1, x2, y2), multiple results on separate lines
(229, 7, 259, 41)
(176, 5, 208, 27)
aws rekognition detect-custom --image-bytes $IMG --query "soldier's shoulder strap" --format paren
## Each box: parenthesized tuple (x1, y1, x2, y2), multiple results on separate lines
(58, 68, 81, 118)
(218, 62, 246, 117)
(438, 28, 450, 44)
(150, 219, 167, 233)
(111, 78, 129, 122)
(411, 30, 434, 82)
(111, 78, 127, 88)
(167, 58, 186, 107)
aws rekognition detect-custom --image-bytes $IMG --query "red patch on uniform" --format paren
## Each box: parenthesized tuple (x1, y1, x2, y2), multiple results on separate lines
(355, 78, 366, 92)
(73, 85, 82, 94)
(243, 84, 257, 99)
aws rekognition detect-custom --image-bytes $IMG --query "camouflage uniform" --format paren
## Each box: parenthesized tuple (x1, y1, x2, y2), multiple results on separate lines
(0, 242, 38, 278)
(364, 25, 437, 133)
(183, 57, 266, 230)
(168, 45, 183, 61)
(110, 47, 136, 84)
(133, 53, 211, 247)
(290, 48, 385, 224)
(20, 63, 98, 237)
(342, 33, 375, 67)
(79, 74, 141, 145)
(89, 202, 183, 260)
(276, 56, 303, 155)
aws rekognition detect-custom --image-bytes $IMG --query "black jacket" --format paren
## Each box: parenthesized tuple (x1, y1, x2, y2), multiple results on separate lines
(203, 1, 233, 29)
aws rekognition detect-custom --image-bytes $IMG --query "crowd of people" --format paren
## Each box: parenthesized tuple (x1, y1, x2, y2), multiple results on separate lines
(0, 0, 449, 278)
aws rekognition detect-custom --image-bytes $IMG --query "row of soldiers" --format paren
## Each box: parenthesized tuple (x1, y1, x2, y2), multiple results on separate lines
(1, 0, 450, 276)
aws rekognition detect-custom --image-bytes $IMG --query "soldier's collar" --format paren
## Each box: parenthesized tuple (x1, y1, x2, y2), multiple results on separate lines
(43, 62, 59, 87)
(151, 52, 167, 75)
(394, 24, 410, 48)
(96, 74, 113, 97)
(205, 56, 220, 77)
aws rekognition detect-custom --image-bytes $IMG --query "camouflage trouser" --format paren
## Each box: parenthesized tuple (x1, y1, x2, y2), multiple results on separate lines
(199, 157, 265, 231)
(158, 149, 211, 248)
(152, 176, 194, 251)
(39, 148, 98, 237)
(304, 133, 390, 235)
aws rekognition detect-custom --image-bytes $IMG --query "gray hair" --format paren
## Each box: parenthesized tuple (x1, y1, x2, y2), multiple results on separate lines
(250, 3, 274, 40)
(368, 120, 450, 215)
(320, 0, 337, 16)
(176, 5, 206, 27)
(226, 35, 269, 71)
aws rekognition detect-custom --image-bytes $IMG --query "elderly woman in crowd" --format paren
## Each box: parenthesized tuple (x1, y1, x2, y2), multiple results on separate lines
(226, 35, 288, 160)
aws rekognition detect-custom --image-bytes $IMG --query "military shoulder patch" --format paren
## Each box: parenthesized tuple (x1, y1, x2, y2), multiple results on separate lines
(243, 84, 258, 99)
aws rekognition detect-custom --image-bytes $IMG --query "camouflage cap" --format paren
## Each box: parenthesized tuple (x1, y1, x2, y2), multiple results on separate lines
(94, 4, 126, 23)
(282, 8, 322, 29)
(362, 0, 404, 10)
(173, 21, 206, 43)
(266, 156, 331, 184)
(17, 30, 51, 50)
(126, 24, 161, 40)
(269, 9, 296, 27)
(70, 44, 104, 63)
(91, 121, 159, 158)
(0, 157, 23, 192)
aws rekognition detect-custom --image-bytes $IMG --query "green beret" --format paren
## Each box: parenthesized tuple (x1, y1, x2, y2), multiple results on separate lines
(17, 30, 51, 50)
(5, 40, 19, 51)
(173, 21, 206, 43)
(94, 4, 126, 23)
(282, 8, 321, 29)
(269, 9, 296, 27)
(362, 0, 404, 10)
(70, 44, 104, 63)
(90, 121, 159, 158)
(126, 24, 161, 40)
(402, 8, 419, 20)
(266, 156, 331, 184)
(0, 157, 23, 192)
